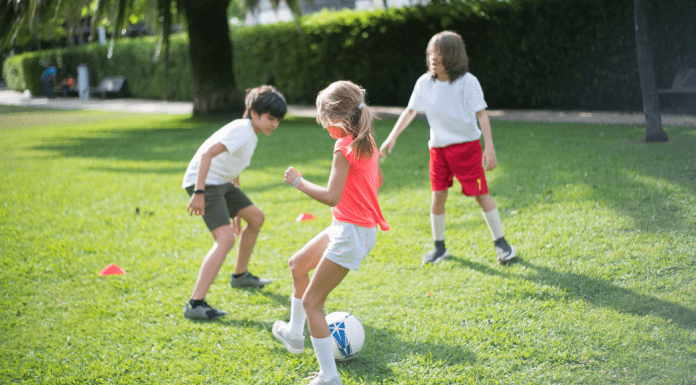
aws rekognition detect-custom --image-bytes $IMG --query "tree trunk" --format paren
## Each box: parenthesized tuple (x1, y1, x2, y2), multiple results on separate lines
(633, 0, 668, 143)
(182, 0, 245, 116)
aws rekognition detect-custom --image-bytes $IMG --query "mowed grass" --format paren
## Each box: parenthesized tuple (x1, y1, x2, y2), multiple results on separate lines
(0, 105, 694, 384)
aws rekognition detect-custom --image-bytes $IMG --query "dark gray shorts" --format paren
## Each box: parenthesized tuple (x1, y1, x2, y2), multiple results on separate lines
(185, 183, 254, 231)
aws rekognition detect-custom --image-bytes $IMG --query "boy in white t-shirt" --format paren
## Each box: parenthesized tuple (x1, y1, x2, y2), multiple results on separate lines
(181, 85, 287, 320)
(380, 31, 516, 265)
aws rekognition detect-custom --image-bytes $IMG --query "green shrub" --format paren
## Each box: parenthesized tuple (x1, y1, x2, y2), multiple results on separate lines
(3, 0, 693, 110)
(233, 0, 694, 110)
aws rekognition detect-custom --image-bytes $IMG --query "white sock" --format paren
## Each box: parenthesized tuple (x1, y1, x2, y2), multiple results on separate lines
(483, 208, 504, 240)
(288, 296, 305, 338)
(311, 336, 338, 378)
(431, 213, 446, 241)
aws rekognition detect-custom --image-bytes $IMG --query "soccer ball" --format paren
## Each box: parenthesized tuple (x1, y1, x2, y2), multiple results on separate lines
(325, 312, 365, 361)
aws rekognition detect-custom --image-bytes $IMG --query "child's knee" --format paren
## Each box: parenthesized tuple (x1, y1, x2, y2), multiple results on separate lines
(246, 208, 265, 230)
(216, 235, 236, 251)
(302, 294, 319, 312)
(212, 226, 237, 250)
(288, 254, 303, 275)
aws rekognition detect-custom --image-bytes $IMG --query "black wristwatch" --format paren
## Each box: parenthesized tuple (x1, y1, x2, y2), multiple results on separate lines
(193, 189, 205, 195)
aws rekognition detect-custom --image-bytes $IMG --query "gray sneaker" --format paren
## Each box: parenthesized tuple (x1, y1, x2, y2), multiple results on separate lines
(495, 237, 517, 263)
(272, 320, 304, 354)
(305, 372, 343, 385)
(183, 301, 229, 320)
(230, 271, 272, 288)
(421, 247, 450, 266)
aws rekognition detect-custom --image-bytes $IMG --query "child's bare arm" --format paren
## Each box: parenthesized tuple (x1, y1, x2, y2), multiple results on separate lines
(476, 109, 498, 171)
(285, 151, 349, 207)
(379, 108, 418, 158)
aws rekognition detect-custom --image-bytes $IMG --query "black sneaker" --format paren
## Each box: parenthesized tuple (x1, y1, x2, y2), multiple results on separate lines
(183, 301, 229, 320)
(495, 237, 517, 263)
(230, 271, 272, 288)
(421, 247, 450, 266)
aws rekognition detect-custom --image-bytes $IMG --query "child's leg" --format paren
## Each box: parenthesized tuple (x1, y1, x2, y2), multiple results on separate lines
(475, 193, 497, 214)
(190, 225, 236, 300)
(431, 189, 448, 241)
(423, 189, 449, 265)
(287, 229, 330, 336)
(233, 205, 265, 275)
(289, 229, 330, 299)
(475, 194, 502, 239)
(476, 194, 516, 261)
(303, 257, 350, 379)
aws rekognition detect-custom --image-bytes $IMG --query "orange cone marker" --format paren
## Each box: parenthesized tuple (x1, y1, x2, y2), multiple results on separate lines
(99, 264, 125, 276)
(295, 212, 317, 222)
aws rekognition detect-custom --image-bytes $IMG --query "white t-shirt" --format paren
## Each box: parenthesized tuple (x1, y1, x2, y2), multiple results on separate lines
(407, 72, 488, 148)
(182, 119, 258, 188)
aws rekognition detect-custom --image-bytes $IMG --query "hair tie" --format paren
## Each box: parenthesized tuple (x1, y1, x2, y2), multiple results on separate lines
(358, 103, 365, 109)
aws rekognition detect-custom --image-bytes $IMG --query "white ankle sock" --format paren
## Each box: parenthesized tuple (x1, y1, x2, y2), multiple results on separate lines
(483, 208, 504, 240)
(431, 213, 446, 241)
(311, 336, 338, 378)
(288, 296, 305, 337)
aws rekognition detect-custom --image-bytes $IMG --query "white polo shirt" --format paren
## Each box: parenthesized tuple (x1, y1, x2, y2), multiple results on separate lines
(407, 72, 488, 148)
(182, 119, 258, 188)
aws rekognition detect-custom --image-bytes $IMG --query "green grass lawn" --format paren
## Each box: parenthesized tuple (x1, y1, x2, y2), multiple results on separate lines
(1, 105, 694, 384)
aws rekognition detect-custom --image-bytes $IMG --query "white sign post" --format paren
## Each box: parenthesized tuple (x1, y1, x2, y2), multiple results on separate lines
(77, 64, 91, 99)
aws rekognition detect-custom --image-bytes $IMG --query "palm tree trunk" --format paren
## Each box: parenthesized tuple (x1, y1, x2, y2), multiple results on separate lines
(182, 0, 244, 116)
(633, 0, 668, 142)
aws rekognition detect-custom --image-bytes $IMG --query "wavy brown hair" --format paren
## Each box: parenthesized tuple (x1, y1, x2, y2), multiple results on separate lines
(426, 31, 469, 83)
(316, 81, 375, 159)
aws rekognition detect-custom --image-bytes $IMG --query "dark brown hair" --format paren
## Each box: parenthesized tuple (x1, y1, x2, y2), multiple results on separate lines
(426, 31, 469, 83)
(243, 85, 287, 119)
(316, 81, 375, 159)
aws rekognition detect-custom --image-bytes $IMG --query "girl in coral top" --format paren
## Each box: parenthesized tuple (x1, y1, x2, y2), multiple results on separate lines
(273, 80, 389, 385)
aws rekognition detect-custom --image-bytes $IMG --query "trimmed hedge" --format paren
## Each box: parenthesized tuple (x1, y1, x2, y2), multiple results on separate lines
(234, 0, 695, 110)
(3, 0, 694, 110)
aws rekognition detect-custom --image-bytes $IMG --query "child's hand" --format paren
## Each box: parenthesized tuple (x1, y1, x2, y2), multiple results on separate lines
(232, 216, 241, 237)
(379, 139, 396, 159)
(482, 148, 497, 171)
(284, 167, 302, 186)
(187, 194, 205, 216)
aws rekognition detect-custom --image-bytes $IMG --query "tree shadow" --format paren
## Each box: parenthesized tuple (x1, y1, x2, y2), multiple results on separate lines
(492, 121, 696, 235)
(451, 256, 696, 330)
(31, 116, 343, 175)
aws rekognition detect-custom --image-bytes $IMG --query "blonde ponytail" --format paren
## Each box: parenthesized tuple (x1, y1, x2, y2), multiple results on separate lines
(316, 81, 376, 159)
(350, 103, 375, 159)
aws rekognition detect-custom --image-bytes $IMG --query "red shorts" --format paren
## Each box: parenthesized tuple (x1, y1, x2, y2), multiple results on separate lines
(429, 141, 488, 196)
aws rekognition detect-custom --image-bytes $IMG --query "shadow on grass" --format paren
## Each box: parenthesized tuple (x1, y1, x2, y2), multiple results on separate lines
(337, 324, 476, 383)
(27, 115, 696, 235)
(494, 122, 696, 235)
(31, 116, 341, 175)
(453, 256, 696, 330)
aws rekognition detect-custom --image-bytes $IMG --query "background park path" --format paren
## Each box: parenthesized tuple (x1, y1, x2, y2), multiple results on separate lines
(1, 86, 694, 127)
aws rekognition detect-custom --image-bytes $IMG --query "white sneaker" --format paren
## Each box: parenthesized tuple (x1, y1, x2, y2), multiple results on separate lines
(272, 320, 304, 354)
(305, 372, 343, 385)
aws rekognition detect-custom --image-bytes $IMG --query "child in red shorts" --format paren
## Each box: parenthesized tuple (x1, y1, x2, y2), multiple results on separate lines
(380, 30, 516, 265)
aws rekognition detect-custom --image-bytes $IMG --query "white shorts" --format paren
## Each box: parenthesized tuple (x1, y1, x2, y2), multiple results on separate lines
(323, 219, 377, 271)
